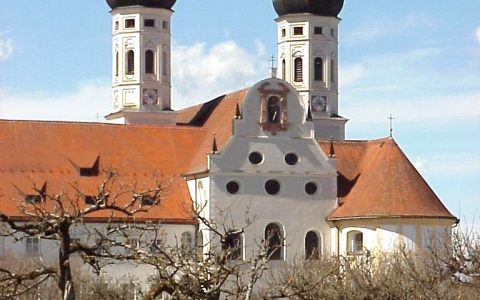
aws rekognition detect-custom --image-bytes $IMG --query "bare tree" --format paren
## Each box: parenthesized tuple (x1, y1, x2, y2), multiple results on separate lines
(0, 168, 168, 300)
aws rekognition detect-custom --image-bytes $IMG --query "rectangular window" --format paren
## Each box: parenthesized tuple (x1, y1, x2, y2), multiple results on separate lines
(144, 19, 155, 27)
(162, 21, 168, 29)
(26, 237, 40, 255)
(125, 19, 135, 29)
(115, 21, 119, 30)
(330, 28, 335, 37)
(314, 27, 323, 35)
(281, 28, 286, 37)
(293, 27, 303, 36)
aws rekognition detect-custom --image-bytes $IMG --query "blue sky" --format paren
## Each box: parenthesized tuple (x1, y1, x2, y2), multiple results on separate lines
(1, 1, 479, 230)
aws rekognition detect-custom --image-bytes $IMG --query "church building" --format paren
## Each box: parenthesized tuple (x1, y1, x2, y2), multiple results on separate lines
(0, 0, 457, 275)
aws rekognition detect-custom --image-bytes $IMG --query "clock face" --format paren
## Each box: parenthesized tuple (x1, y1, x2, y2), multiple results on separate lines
(311, 96, 326, 112)
(142, 89, 158, 105)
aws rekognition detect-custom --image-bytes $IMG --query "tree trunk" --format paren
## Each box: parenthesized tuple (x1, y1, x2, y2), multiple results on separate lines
(59, 222, 76, 300)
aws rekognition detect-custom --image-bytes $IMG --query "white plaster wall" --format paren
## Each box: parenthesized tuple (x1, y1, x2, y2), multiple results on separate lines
(208, 78, 337, 261)
(0, 222, 196, 283)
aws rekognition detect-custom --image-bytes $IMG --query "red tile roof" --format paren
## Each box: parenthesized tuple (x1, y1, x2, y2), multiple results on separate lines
(0, 120, 206, 223)
(318, 138, 456, 220)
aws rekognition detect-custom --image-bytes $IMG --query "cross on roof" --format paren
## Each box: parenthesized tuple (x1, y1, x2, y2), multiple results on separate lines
(387, 113, 395, 137)
(270, 55, 276, 69)
(95, 112, 100, 122)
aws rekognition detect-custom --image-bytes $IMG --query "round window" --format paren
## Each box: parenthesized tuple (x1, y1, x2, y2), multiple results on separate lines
(226, 181, 240, 195)
(265, 179, 281, 195)
(285, 153, 299, 165)
(305, 182, 318, 195)
(249, 151, 263, 165)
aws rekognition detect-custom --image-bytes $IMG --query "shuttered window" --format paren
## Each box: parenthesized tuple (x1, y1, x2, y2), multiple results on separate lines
(294, 58, 303, 82)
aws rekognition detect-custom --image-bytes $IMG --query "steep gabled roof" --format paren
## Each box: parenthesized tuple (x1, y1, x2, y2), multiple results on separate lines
(318, 138, 456, 220)
(177, 89, 249, 174)
(0, 120, 206, 223)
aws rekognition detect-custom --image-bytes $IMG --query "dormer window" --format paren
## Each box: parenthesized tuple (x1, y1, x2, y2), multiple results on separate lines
(23, 183, 46, 204)
(79, 157, 99, 177)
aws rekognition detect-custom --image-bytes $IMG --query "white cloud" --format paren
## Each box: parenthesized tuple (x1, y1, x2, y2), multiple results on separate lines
(476, 26, 480, 44)
(347, 14, 436, 43)
(0, 81, 110, 122)
(0, 31, 14, 61)
(171, 40, 268, 109)
(339, 64, 366, 87)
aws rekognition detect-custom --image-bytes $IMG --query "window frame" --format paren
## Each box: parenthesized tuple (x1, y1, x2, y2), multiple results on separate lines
(305, 231, 320, 260)
(265, 223, 284, 260)
(294, 57, 303, 82)
(25, 236, 40, 255)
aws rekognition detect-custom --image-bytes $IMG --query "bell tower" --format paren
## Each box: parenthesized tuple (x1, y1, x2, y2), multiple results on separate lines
(105, 0, 177, 125)
(273, 0, 347, 140)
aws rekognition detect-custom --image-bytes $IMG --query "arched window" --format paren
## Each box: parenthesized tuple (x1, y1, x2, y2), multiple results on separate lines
(115, 52, 119, 77)
(181, 231, 193, 250)
(314, 57, 323, 81)
(222, 231, 243, 260)
(294, 58, 303, 82)
(162, 50, 168, 75)
(267, 96, 281, 123)
(330, 59, 335, 83)
(126, 50, 135, 75)
(265, 223, 283, 260)
(305, 231, 320, 260)
(145, 50, 154, 74)
(347, 231, 363, 254)
(282, 59, 286, 80)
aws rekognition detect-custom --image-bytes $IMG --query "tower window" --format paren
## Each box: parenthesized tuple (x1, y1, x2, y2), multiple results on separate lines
(314, 27, 323, 35)
(330, 28, 336, 37)
(293, 27, 303, 36)
(294, 58, 303, 82)
(163, 21, 169, 29)
(162, 51, 168, 75)
(314, 57, 323, 81)
(115, 21, 119, 30)
(126, 50, 135, 75)
(330, 59, 335, 83)
(267, 96, 281, 123)
(282, 59, 286, 80)
(144, 19, 155, 27)
(145, 50, 154, 74)
(115, 52, 119, 77)
(281, 29, 286, 37)
(265, 223, 284, 260)
(305, 231, 320, 260)
(125, 19, 135, 29)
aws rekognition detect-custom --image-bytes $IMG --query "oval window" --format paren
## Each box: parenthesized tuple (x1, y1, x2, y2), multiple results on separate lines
(265, 179, 281, 195)
(305, 182, 318, 195)
(285, 153, 299, 165)
(249, 151, 263, 165)
(226, 181, 240, 195)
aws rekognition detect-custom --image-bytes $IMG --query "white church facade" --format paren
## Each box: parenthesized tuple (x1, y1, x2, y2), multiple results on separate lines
(0, 0, 457, 280)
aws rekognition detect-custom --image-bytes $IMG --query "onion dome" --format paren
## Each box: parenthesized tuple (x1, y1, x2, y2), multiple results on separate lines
(106, 0, 176, 10)
(273, 0, 344, 17)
